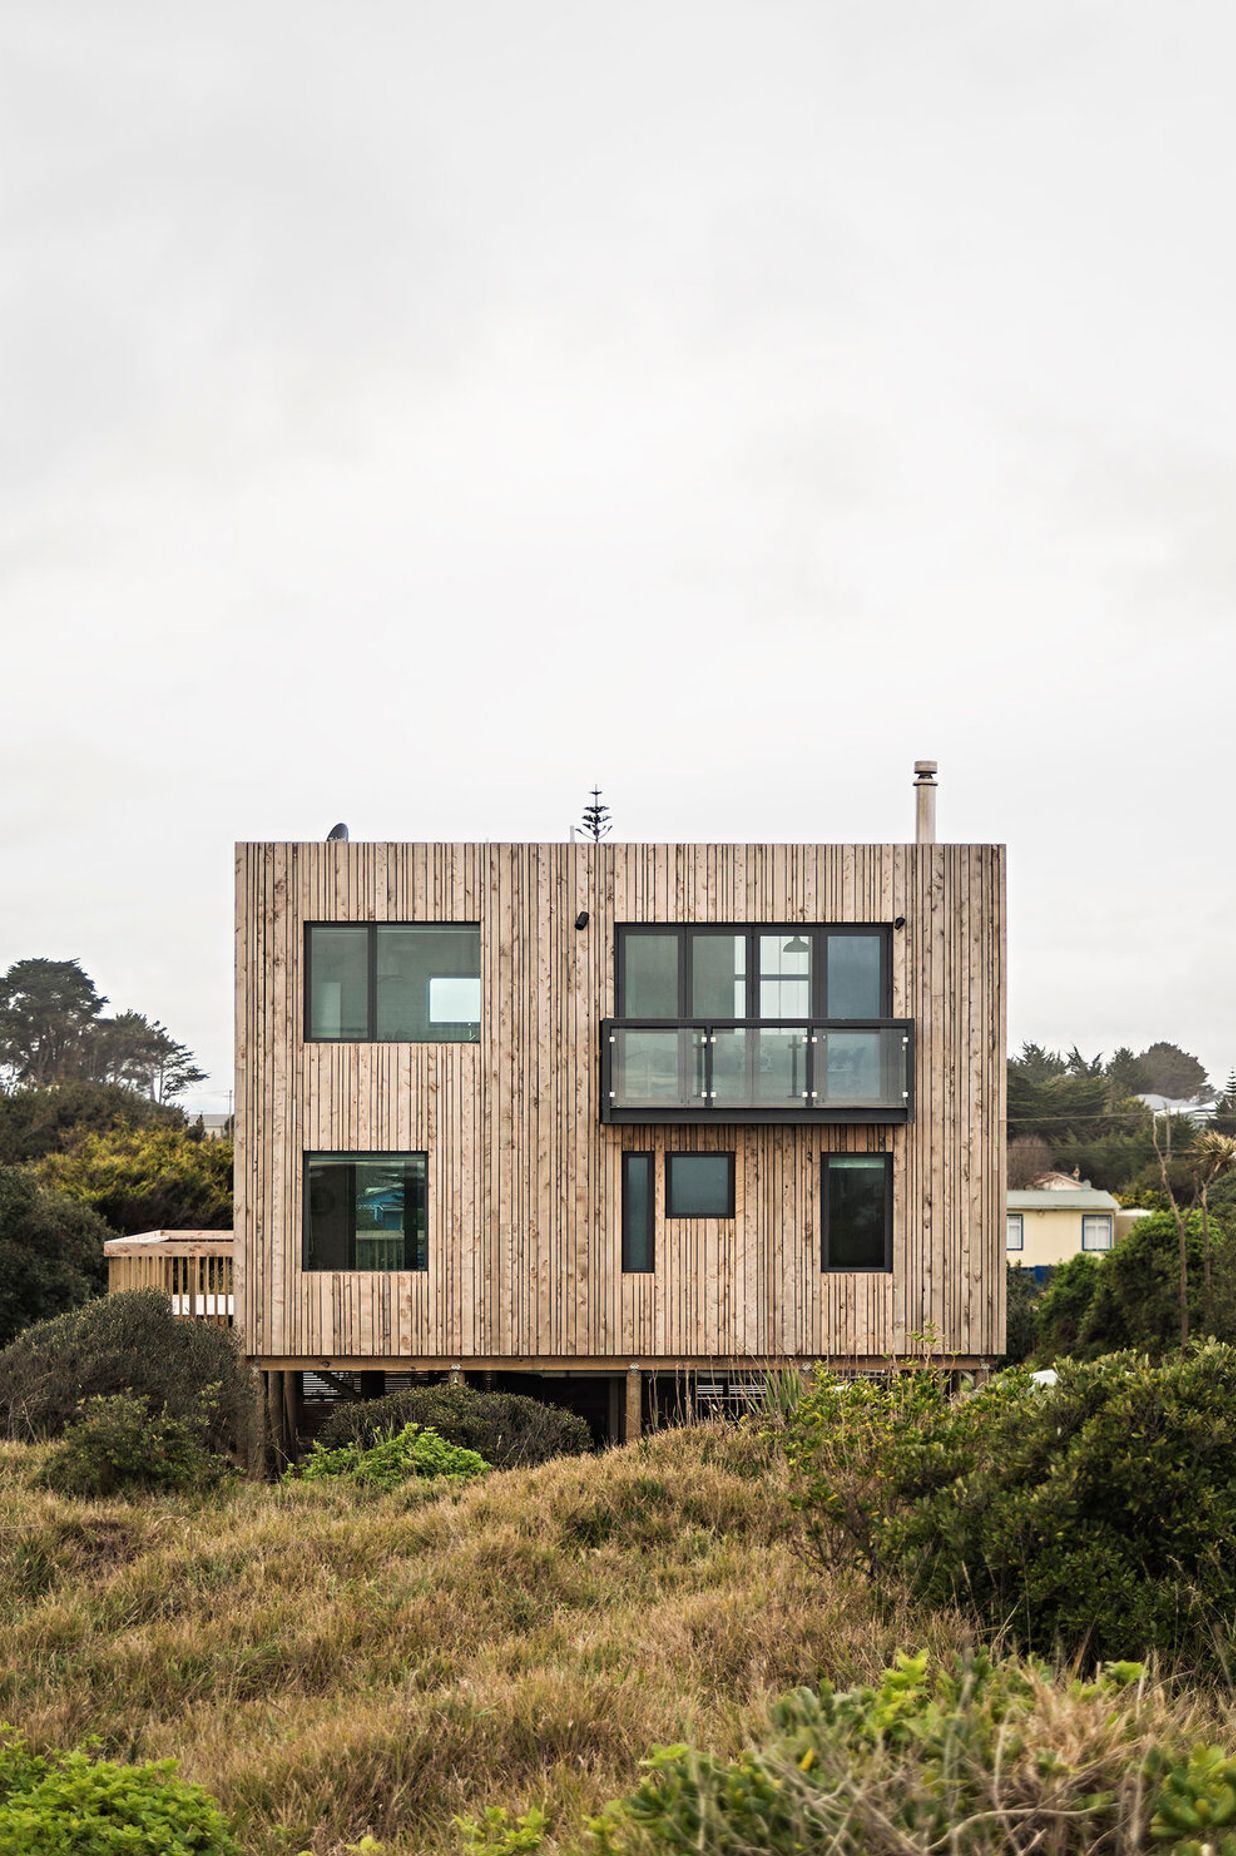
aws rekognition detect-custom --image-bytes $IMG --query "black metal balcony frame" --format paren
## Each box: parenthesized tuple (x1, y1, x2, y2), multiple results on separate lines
(600, 1018, 915, 1126)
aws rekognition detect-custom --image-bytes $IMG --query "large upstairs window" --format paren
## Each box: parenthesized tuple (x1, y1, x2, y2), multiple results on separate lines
(606, 924, 909, 1125)
(617, 925, 888, 1020)
(306, 924, 480, 1042)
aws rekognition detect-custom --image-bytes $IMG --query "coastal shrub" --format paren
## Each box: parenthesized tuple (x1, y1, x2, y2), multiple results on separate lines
(0, 1724, 238, 1854)
(37, 1123, 232, 1234)
(1033, 1251, 1103, 1359)
(782, 1368, 958, 1578)
(319, 1382, 591, 1467)
(1034, 1214, 1236, 1364)
(39, 1392, 230, 1498)
(293, 1422, 490, 1491)
(1003, 1261, 1041, 1363)
(0, 1289, 257, 1460)
(584, 1652, 1227, 1856)
(0, 1166, 111, 1348)
(785, 1344, 1236, 1665)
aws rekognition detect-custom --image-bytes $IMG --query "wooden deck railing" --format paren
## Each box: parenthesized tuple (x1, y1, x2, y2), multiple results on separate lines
(104, 1232, 234, 1327)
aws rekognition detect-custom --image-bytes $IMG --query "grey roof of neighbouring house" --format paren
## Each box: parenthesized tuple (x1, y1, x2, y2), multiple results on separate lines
(1007, 1189, 1120, 1212)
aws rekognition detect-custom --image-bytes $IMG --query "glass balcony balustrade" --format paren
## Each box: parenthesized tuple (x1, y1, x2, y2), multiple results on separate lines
(602, 1020, 913, 1123)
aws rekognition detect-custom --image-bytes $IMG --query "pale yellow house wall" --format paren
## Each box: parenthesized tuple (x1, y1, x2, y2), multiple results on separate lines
(1008, 1207, 1113, 1270)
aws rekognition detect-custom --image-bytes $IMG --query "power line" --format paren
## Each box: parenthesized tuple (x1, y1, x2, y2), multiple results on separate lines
(1008, 1109, 1220, 1127)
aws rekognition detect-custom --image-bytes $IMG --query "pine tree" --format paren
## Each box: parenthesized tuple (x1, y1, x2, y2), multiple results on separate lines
(1214, 1071, 1236, 1137)
(579, 787, 612, 842)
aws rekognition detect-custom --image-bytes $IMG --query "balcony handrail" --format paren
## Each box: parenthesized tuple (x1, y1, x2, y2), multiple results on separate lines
(604, 1016, 912, 1032)
(601, 1017, 914, 1124)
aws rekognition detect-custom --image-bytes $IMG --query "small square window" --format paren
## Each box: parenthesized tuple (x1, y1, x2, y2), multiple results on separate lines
(1082, 1214, 1113, 1251)
(1006, 1213, 1024, 1251)
(666, 1153, 735, 1218)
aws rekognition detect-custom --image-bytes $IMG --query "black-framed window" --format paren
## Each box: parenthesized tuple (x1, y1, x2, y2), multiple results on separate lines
(666, 1152, 736, 1218)
(616, 925, 889, 1021)
(304, 1153, 428, 1272)
(306, 924, 480, 1041)
(622, 1152, 655, 1271)
(1006, 1213, 1024, 1251)
(821, 1154, 891, 1271)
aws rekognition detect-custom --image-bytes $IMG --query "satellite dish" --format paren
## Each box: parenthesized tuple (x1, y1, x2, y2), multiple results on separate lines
(326, 822, 349, 842)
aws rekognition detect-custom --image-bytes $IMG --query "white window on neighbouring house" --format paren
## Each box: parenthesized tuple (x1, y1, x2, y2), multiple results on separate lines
(1006, 1213, 1024, 1251)
(1082, 1214, 1113, 1251)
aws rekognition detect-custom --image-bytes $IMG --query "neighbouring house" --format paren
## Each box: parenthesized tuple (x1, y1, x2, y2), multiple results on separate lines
(1136, 1093, 1217, 1125)
(193, 1113, 233, 1141)
(231, 762, 1006, 1447)
(1005, 1175, 1147, 1277)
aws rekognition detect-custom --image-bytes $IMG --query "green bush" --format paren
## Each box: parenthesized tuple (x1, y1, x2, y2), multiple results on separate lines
(0, 1289, 257, 1463)
(293, 1422, 490, 1491)
(1003, 1262, 1041, 1363)
(0, 1724, 238, 1854)
(38, 1123, 232, 1234)
(1035, 1214, 1236, 1363)
(318, 1382, 591, 1467)
(0, 1167, 111, 1348)
(782, 1368, 958, 1578)
(1033, 1252, 1103, 1359)
(581, 1653, 1227, 1856)
(785, 1344, 1236, 1666)
(40, 1393, 231, 1498)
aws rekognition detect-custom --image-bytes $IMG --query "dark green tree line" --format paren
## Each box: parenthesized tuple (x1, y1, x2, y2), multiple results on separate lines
(0, 958, 205, 1100)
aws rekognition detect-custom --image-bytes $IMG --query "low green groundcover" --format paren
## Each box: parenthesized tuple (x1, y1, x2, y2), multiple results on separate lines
(462, 1654, 1236, 1856)
(291, 1421, 490, 1491)
(0, 1727, 237, 1855)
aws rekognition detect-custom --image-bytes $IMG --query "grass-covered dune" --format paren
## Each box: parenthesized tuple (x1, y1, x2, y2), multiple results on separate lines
(0, 1425, 966, 1855)
(3, 1418, 1235, 1856)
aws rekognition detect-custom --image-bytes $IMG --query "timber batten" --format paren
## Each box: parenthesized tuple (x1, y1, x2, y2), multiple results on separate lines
(235, 841, 1006, 1366)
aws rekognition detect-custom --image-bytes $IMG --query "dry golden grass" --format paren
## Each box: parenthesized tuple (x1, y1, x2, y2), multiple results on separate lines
(0, 1424, 971, 1856)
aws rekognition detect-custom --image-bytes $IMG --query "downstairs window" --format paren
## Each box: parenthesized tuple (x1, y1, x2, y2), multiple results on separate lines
(303, 1153, 428, 1271)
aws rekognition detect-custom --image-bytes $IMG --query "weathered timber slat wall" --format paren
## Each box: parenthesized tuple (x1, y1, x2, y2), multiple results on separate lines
(235, 842, 1006, 1363)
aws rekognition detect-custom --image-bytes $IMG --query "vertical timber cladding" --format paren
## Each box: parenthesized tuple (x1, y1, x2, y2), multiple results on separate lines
(234, 841, 1007, 1366)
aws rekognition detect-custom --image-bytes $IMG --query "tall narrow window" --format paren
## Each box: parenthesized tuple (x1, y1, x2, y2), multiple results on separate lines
(304, 1153, 428, 1271)
(821, 1155, 891, 1271)
(1006, 1213, 1024, 1251)
(622, 1152, 655, 1271)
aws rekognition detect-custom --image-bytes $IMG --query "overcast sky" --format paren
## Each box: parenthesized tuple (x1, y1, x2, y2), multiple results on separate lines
(2, 1, 1233, 1112)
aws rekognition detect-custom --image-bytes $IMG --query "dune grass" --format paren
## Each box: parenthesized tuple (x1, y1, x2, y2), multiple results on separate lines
(0, 1424, 971, 1856)
(2, 1423, 1231, 1856)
